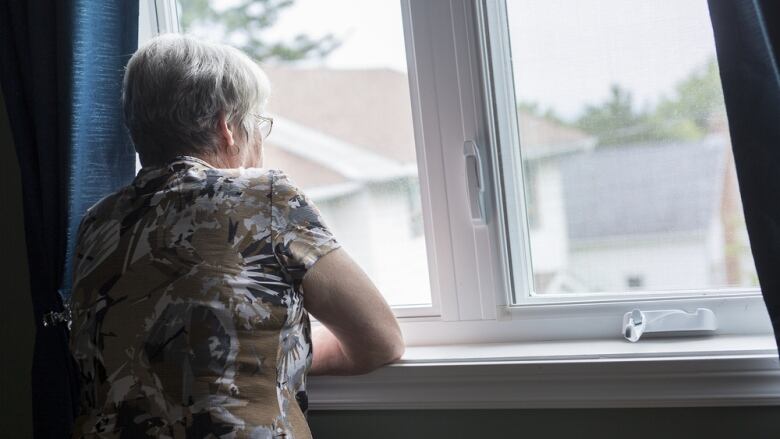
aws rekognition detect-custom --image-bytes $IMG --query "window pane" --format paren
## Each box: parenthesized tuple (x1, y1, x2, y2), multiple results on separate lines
(177, 0, 431, 306)
(505, 0, 758, 295)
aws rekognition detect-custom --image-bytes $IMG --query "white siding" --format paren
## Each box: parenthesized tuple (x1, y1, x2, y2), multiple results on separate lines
(568, 236, 710, 292)
(315, 183, 431, 306)
(528, 161, 569, 273)
(706, 214, 727, 286)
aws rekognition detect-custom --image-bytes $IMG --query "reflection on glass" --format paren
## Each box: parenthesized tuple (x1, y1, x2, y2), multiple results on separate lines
(506, 0, 757, 294)
(178, 0, 431, 306)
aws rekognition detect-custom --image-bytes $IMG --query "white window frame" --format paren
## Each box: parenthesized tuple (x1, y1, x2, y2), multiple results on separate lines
(391, 0, 775, 342)
(143, 0, 780, 410)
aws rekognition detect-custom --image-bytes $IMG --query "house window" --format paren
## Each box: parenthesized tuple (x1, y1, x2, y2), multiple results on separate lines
(626, 275, 644, 289)
(153, 0, 434, 312)
(504, 0, 758, 299)
(133, 0, 780, 411)
(139, 0, 773, 349)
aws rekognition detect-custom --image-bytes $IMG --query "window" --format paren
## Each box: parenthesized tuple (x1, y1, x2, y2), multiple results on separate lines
(146, 0, 435, 311)
(139, 0, 774, 336)
(504, 0, 759, 300)
(626, 275, 644, 290)
(138, 0, 779, 411)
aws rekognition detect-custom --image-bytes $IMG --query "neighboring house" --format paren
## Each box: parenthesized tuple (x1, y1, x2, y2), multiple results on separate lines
(261, 66, 428, 306)
(258, 66, 753, 299)
(516, 113, 596, 291)
(558, 136, 751, 293)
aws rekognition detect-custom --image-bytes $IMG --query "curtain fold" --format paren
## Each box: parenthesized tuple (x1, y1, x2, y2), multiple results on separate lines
(0, 1, 138, 436)
(708, 1, 780, 350)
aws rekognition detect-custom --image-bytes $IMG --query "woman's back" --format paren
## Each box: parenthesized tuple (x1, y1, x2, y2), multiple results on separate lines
(69, 156, 339, 438)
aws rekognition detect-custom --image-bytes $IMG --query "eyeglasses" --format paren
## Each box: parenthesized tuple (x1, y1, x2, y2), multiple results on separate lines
(253, 114, 274, 139)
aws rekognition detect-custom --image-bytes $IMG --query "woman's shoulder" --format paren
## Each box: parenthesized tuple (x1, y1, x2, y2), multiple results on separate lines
(192, 166, 274, 194)
(219, 168, 303, 195)
(206, 166, 286, 182)
(209, 167, 307, 206)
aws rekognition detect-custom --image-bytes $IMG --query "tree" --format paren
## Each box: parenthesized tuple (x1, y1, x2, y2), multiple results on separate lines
(654, 58, 725, 134)
(179, 0, 341, 63)
(574, 84, 661, 146)
(517, 101, 566, 125)
(573, 57, 726, 146)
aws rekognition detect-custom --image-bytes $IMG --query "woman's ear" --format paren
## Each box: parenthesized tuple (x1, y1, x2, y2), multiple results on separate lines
(217, 113, 236, 154)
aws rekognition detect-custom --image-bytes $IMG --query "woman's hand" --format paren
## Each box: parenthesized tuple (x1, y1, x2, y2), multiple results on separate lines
(303, 248, 405, 375)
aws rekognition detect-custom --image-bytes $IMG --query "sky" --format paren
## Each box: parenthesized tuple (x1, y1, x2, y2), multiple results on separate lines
(505, 0, 719, 119)
(198, 0, 719, 121)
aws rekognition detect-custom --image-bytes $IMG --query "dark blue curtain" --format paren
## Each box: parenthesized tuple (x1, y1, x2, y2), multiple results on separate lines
(0, 1, 138, 436)
(708, 1, 780, 350)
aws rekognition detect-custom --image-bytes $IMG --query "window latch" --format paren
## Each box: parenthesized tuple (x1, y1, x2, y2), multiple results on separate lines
(464, 140, 487, 224)
(622, 308, 717, 342)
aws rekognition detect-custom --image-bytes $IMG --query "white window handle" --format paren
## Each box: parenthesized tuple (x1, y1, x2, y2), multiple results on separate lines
(464, 140, 486, 224)
(623, 308, 717, 342)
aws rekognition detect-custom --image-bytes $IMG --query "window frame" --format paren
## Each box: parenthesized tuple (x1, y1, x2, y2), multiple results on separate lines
(477, 0, 769, 330)
(140, 0, 443, 318)
(147, 0, 774, 337)
(398, 0, 773, 339)
(143, 0, 780, 409)
(407, 0, 776, 378)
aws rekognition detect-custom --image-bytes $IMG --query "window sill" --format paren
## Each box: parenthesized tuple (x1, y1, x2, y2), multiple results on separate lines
(307, 334, 780, 410)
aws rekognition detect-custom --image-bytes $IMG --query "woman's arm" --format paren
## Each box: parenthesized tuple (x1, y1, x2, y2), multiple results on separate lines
(302, 247, 405, 375)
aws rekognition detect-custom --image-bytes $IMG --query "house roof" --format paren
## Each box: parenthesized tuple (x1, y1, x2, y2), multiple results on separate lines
(261, 67, 593, 192)
(263, 66, 418, 164)
(561, 136, 728, 242)
(262, 142, 348, 189)
(518, 113, 595, 160)
(266, 115, 411, 182)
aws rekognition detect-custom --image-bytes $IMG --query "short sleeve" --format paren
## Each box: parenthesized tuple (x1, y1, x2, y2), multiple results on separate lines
(271, 170, 341, 280)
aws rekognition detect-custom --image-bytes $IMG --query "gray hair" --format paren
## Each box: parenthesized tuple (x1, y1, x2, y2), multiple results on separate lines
(123, 34, 271, 165)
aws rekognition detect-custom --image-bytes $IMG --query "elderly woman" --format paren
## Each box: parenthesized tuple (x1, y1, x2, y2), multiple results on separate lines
(68, 34, 404, 438)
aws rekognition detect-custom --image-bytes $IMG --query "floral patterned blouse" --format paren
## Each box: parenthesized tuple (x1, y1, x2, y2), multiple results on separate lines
(68, 156, 340, 438)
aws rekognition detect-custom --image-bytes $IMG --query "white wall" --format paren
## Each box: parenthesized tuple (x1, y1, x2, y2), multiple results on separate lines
(528, 161, 569, 273)
(316, 181, 431, 307)
(706, 214, 727, 286)
(527, 158, 734, 294)
(568, 235, 710, 292)
(318, 190, 374, 268)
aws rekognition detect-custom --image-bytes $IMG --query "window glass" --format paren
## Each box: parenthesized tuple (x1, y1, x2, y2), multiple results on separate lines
(177, 0, 432, 307)
(506, 0, 758, 295)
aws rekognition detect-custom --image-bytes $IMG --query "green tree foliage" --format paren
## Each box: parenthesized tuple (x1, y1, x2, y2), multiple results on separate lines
(569, 58, 726, 146)
(179, 0, 340, 63)
(517, 101, 566, 125)
(654, 58, 725, 134)
(574, 84, 657, 146)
